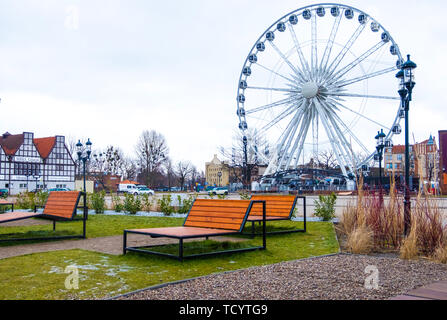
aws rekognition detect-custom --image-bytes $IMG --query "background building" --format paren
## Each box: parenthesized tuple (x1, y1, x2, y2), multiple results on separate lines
(205, 154, 230, 187)
(384, 135, 439, 192)
(0, 132, 76, 195)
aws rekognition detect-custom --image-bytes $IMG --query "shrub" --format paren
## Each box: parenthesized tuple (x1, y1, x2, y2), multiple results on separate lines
(217, 194, 228, 200)
(88, 191, 106, 214)
(112, 194, 124, 213)
(177, 194, 196, 214)
(314, 193, 337, 221)
(141, 193, 154, 212)
(123, 193, 142, 215)
(239, 190, 251, 200)
(16, 191, 49, 210)
(157, 194, 174, 216)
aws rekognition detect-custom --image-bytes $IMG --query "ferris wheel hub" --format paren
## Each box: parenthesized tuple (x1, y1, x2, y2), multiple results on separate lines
(301, 82, 319, 99)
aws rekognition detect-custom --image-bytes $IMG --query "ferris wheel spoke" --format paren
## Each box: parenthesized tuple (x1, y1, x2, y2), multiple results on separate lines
(257, 63, 296, 83)
(322, 104, 361, 166)
(245, 97, 297, 115)
(319, 10, 344, 77)
(335, 66, 397, 88)
(329, 106, 372, 156)
(246, 86, 301, 93)
(277, 108, 306, 170)
(326, 20, 368, 77)
(326, 92, 400, 100)
(330, 41, 387, 83)
(288, 22, 311, 79)
(268, 41, 305, 81)
(317, 101, 355, 172)
(327, 97, 391, 130)
(311, 14, 318, 79)
(313, 100, 349, 176)
(260, 103, 298, 133)
(276, 99, 307, 147)
(288, 110, 312, 170)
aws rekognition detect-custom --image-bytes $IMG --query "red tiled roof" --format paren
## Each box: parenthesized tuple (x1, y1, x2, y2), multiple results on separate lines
(120, 180, 139, 185)
(390, 145, 406, 154)
(0, 133, 24, 156)
(34, 137, 56, 159)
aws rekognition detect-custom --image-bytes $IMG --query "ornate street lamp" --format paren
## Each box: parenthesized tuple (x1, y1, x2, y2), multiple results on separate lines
(218, 171, 222, 187)
(243, 136, 248, 189)
(375, 129, 386, 186)
(397, 55, 417, 236)
(33, 174, 41, 192)
(76, 138, 92, 193)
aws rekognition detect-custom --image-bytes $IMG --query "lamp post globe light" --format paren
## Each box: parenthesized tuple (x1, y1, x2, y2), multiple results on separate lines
(375, 129, 386, 187)
(217, 171, 222, 187)
(76, 138, 92, 194)
(396, 55, 417, 236)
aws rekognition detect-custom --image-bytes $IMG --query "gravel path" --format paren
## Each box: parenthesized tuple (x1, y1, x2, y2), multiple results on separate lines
(117, 254, 447, 300)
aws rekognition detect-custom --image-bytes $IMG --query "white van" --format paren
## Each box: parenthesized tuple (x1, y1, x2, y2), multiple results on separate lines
(117, 183, 138, 194)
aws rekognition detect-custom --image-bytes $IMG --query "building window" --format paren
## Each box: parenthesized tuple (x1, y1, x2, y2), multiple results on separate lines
(397, 154, 403, 161)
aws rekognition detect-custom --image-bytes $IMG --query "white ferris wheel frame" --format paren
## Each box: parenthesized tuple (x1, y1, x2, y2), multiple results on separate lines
(236, 3, 405, 178)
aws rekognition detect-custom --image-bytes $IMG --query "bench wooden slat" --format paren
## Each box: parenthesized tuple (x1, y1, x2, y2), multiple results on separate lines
(249, 195, 297, 218)
(42, 191, 81, 220)
(184, 221, 242, 231)
(184, 199, 251, 231)
(186, 216, 244, 225)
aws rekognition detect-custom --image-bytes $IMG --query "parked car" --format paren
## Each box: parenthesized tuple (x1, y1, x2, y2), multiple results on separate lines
(0, 188, 8, 198)
(48, 188, 71, 192)
(135, 186, 155, 196)
(209, 187, 229, 196)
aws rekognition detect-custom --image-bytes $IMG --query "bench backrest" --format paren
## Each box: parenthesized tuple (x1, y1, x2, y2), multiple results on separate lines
(249, 195, 297, 219)
(184, 199, 252, 232)
(42, 191, 82, 220)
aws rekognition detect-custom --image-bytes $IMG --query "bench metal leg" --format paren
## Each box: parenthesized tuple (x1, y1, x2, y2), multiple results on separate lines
(53, 220, 56, 231)
(179, 239, 184, 262)
(123, 231, 127, 255)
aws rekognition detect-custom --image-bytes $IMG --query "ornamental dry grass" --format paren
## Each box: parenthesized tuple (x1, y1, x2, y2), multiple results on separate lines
(340, 176, 447, 262)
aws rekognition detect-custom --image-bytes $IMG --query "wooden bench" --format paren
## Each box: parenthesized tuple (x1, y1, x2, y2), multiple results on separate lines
(0, 191, 88, 242)
(123, 199, 266, 261)
(245, 195, 307, 236)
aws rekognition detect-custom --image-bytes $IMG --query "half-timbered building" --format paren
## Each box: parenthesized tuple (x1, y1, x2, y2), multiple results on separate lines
(0, 132, 75, 194)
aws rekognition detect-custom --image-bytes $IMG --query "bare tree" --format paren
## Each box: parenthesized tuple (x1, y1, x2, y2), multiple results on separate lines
(121, 157, 138, 181)
(176, 161, 192, 191)
(164, 157, 175, 189)
(317, 150, 337, 170)
(220, 129, 269, 185)
(135, 130, 169, 187)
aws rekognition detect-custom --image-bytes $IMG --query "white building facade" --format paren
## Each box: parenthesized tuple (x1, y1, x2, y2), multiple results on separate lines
(0, 132, 76, 195)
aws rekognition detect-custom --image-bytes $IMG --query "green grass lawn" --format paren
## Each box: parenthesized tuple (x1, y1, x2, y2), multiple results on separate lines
(0, 215, 339, 300)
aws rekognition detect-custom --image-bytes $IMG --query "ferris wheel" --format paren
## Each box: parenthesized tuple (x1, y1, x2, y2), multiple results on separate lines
(236, 3, 405, 178)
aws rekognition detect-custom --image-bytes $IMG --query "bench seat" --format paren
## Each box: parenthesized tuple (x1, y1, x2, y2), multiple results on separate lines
(0, 191, 88, 242)
(124, 199, 267, 261)
(128, 227, 238, 239)
(0, 212, 42, 223)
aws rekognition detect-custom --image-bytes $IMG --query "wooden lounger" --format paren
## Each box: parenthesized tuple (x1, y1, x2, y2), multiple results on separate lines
(245, 195, 307, 236)
(0, 191, 88, 242)
(123, 199, 266, 261)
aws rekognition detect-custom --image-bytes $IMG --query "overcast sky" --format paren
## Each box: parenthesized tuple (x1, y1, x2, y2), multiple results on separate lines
(0, 0, 445, 171)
